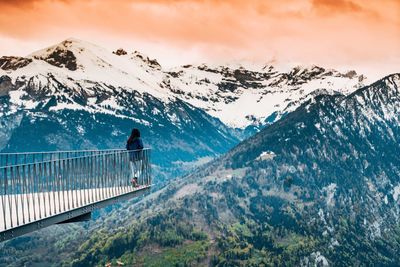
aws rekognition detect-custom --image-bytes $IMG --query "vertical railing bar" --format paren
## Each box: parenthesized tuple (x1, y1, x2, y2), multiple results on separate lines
(118, 152, 122, 195)
(101, 154, 104, 200)
(146, 150, 148, 186)
(87, 155, 91, 203)
(120, 152, 124, 194)
(22, 156, 28, 224)
(57, 158, 61, 213)
(142, 150, 145, 187)
(91, 153, 94, 203)
(2, 165, 8, 230)
(38, 162, 43, 219)
(85, 155, 88, 204)
(39, 156, 43, 219)
(44, 161, 48, 217)
(82, 156, 87, 206)
(66, 157, 70, 211)
(80, 156, 84, 205)
(30, 156, 35, 222)
(59, 158, 63, 212)
(32, 162, 37, 221)
(97, 153, 101, 201)
(53, 157, 57, 214)
(42, 161, 47, 219)
(80, 156, 84, 207)
(108, 154, 111, 198)
(92, 154, 97, 202)
(9, 166, 14, 228)
(70, 157, 74, 209)
(45, 161, 50, 217)
(112, 151, 115, 196)
(51, 156, 55, 215)
(88, 154, 92, 203)
(75, 156, 79, 207)
(73, 157, 77, 209)
(50, 158, 54, 215)
(24, 164, 31, 223)
(104, 154, 107, 198)
(63, 158, 67, 212)
(94, 153, 97, 202)
(124, 151, 128, 193)
(54, 157, 58, 213)
(16, 166, 22, 226)
(106, 154, 110, 198)
(13, 165, 18, 226)
(126, 151, 130, 193)
(78, 156, 82, 206)
(69, 153, 73, 210)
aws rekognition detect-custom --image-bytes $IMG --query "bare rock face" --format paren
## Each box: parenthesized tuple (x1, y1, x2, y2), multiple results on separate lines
(113, 48, 128, 56)
(34, 47, 78, 71)
(0, 56, 32, 71)
(132, 51, 161, 70)
(0, 75, 14, 96)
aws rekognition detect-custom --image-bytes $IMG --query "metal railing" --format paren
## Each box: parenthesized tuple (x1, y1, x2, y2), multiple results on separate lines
(0, 149, 126, 167)
(0, 149, 151, 232)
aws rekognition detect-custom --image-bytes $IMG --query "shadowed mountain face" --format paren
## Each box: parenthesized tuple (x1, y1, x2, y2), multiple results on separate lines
(52, 74, 400, 267)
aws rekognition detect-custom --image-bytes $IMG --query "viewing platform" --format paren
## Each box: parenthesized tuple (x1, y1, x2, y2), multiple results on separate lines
(0, 149, 152, 242)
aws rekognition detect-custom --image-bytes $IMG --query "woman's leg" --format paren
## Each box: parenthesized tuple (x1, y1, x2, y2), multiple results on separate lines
(134, 160, 141, 183)
(129, 161, 137, 186)
(129, 161, 135, 178)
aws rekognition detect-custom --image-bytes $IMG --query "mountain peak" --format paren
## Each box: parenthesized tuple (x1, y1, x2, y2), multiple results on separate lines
(28, 38, 108, 71)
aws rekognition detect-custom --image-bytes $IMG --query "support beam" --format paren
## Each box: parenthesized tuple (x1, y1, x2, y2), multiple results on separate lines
(57, 212, 91, 224)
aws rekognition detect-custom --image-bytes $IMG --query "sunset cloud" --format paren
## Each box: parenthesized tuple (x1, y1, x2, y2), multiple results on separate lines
(0, 0, 398, 79)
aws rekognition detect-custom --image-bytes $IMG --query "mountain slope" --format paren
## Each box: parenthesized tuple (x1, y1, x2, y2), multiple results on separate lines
(0, 38, 369, 180)
(55, 73, 400, 267)
(0, 39, 241, 181)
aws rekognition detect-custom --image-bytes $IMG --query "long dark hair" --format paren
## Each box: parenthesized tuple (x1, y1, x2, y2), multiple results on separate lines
(127, 128, 140, 144)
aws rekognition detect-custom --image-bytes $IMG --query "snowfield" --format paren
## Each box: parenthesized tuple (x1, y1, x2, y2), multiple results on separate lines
(1, 38, 369, 130)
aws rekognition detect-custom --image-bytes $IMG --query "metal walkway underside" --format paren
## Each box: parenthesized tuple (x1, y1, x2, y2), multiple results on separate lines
(0, 149, 152, 242)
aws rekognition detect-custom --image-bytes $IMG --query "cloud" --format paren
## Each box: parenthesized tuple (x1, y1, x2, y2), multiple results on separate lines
(0, 0, 398, 79)
(312, 0, 363, 13)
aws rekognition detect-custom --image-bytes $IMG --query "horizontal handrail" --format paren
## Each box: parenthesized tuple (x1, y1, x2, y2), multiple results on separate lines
(0, 148, 125, 155)
(0, 149, 151, 170)
(0, 148, 150, 168)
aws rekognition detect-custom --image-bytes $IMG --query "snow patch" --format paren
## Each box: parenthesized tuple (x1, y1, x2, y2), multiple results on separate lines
(322, 183, 337, 207)
(256, 151, 276, 161)
(393, 185, 400, 201)
(312, 251, 329, 266)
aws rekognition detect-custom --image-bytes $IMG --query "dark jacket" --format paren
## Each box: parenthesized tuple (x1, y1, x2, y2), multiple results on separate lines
(126, 138, 144, 161)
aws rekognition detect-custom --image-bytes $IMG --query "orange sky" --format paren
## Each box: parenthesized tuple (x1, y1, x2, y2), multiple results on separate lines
(0, 0, 399, 79)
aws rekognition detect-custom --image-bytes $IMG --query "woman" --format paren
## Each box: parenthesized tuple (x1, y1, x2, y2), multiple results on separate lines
(126, 128, 144, 187)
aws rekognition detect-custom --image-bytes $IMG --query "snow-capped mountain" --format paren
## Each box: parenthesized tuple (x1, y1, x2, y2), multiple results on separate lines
(1, 38, 366, 130)
(0, 39, 241, 181)
(0, 38, 369, 180)
(166, 63, 366, 129)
